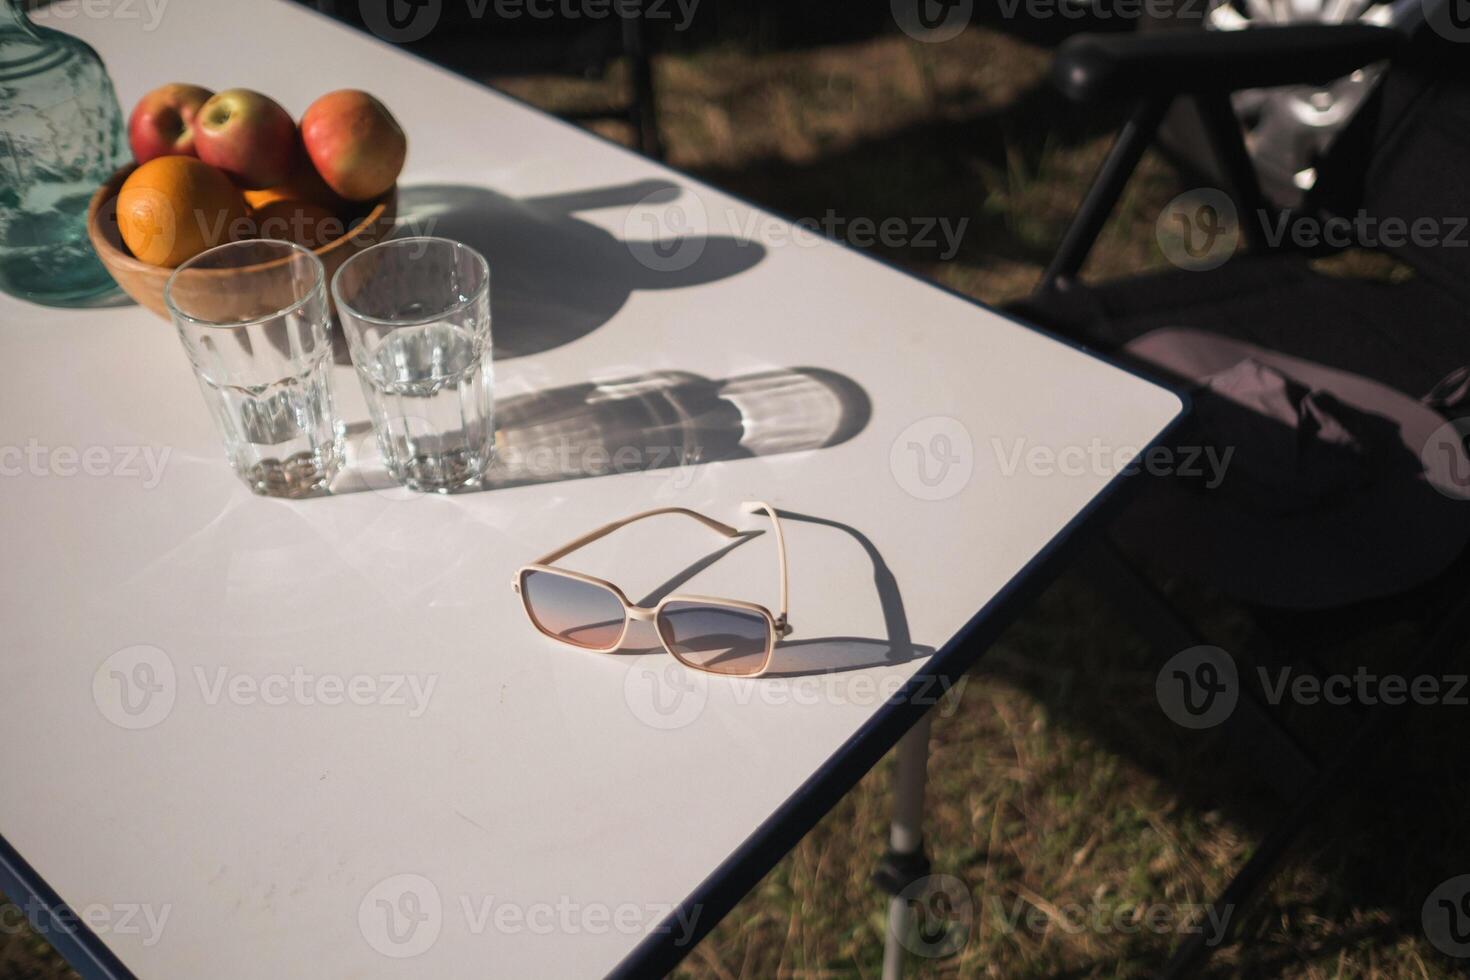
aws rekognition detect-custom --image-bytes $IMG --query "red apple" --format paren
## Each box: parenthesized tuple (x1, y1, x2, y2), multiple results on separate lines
(194, 89, 297, 190)
(300, 90, 406, 202)
(127, 83, 214, 163)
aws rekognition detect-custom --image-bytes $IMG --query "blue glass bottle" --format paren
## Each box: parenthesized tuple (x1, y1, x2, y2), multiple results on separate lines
(0, 0, 128, 305)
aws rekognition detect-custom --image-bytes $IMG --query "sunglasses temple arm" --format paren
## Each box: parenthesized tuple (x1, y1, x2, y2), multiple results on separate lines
(741, 500, 790, 631)
(532, 507, 742, 566)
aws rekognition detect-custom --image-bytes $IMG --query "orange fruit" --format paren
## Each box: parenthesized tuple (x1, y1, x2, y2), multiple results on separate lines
(243, 157, 341, 211)
(250, 200, 341, 250)
(117, 156, 249, 267)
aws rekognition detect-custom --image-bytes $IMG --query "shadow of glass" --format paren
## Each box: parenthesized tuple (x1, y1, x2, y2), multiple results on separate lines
(391, 181, 767, 359)
(334, 365, 870, 495)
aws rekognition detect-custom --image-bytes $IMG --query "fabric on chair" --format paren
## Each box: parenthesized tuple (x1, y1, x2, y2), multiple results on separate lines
(1106, 328, 1470, 609)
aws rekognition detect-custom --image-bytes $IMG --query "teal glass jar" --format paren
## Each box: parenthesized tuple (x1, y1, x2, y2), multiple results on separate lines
(0, 0, 128, 306)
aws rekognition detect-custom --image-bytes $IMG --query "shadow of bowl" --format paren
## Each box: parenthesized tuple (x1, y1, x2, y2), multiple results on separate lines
(395, 181, 766, 358)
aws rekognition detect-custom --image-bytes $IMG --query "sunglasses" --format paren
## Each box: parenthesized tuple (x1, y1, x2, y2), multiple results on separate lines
(514, 501, 790, 678)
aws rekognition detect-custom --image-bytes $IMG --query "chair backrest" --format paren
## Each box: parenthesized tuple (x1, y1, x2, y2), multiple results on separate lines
(1310, 29, 1470, 301)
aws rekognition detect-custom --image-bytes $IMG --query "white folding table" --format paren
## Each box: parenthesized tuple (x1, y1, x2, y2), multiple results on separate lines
(0, 2, 1184, 976)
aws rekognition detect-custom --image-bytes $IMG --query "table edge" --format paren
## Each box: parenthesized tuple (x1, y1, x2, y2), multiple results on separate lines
(610, 380, 1187, 979)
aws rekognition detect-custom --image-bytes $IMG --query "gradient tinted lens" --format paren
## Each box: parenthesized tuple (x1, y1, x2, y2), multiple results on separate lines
(521, 570, 627, 650)
(657, 601, 772, 676)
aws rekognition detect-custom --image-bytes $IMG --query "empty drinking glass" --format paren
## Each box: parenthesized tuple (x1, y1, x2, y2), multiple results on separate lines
(332, 237, 495, 493)
(165, 240, 343, 498)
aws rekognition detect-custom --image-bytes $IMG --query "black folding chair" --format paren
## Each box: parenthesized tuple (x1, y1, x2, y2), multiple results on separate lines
(1010, 20, 1470, 975)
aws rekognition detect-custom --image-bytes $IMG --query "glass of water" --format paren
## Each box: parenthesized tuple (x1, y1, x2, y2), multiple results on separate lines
(165, 240, 343, 497)
(332, 237, 494, 493)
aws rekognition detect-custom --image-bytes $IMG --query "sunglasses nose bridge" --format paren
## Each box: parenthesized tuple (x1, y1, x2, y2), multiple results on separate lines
(627, 605, 659, 622)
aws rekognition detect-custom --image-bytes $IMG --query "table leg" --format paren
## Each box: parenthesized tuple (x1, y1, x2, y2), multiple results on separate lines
(876, 710, 933, 980)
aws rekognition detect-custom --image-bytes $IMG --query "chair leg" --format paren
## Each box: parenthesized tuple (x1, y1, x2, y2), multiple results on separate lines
(1192, 92, 1271, 251)
(622, 7, 663, 159)
(875, 711, 933, 980)
(1037, 95, 1170, 294)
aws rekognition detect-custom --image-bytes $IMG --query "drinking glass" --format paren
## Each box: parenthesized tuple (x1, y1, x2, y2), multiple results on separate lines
(332, 237, 495, 493)
(165, 240, 343, 497)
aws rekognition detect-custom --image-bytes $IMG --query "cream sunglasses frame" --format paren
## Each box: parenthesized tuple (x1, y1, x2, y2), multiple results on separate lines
(513, 502, 790, 677)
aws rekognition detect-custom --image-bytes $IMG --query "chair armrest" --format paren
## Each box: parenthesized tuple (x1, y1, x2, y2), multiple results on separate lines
(1054, 24, 1402, 103)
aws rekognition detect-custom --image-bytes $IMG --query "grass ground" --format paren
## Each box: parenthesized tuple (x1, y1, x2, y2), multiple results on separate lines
(5, 19, 1467, 980)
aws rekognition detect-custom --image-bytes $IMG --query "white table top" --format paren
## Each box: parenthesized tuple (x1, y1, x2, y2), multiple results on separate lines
(0, 2, 1183, 976)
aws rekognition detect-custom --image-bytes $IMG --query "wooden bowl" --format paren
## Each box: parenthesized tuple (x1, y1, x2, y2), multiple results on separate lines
(87, 164, 397, 319)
